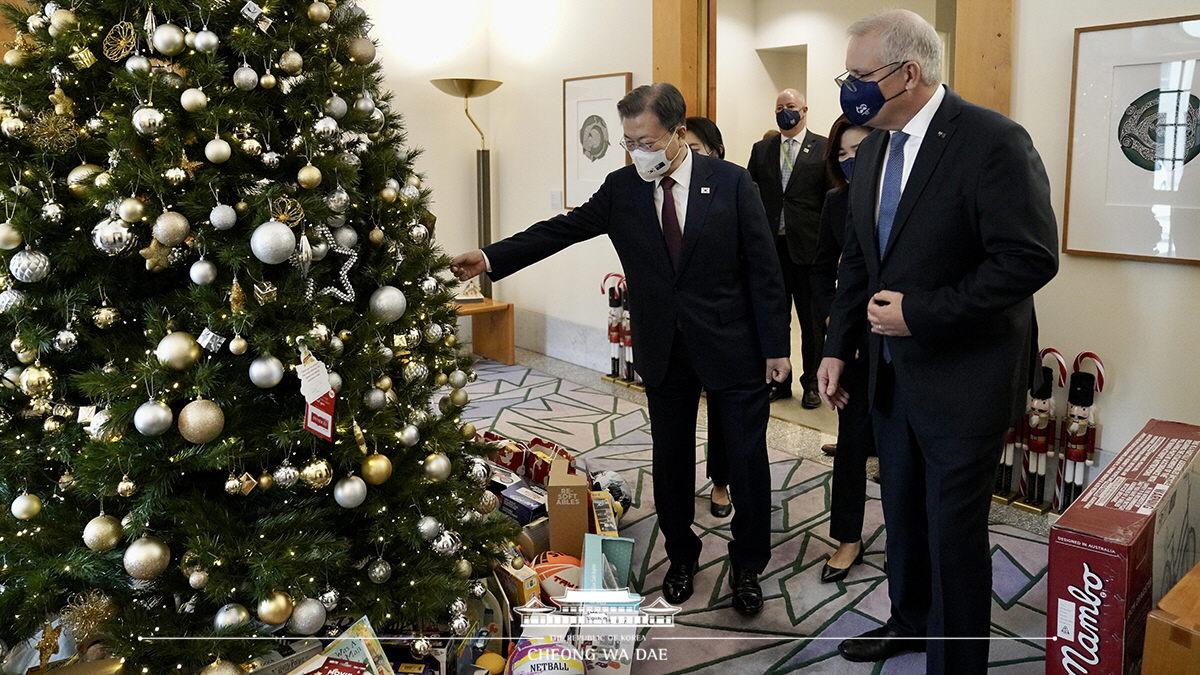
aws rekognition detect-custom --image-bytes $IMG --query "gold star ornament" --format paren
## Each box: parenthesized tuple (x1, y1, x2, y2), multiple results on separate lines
(139, 239, 171, 272)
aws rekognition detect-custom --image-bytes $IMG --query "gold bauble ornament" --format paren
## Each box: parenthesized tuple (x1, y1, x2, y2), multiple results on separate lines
(308, 2, 332, 23)
(454, 558, 473, 579)
(449, 387, 470, 407)
(301, 457, 333, 488)
(445, 334, 458, 347)
(279, 49, 304, 75)
(19, 364, 55, 397)
(259, 73, 277, 89)
(200, 660, 241, 675)
(123, 536, 171, 580)
(3, 48, 27, 68)
(362, 453, 393, 485)
(17, 350, 37, 364)
(369, 227, 385, 245)
(338, 329, 352, 340)
(461, 423, 477, 439)
(156, 331, 202, 370)
(375, 375, 393, 391)
(347, 37, 377, 64)
(229, 335, 248, 355)
(67, 164, 103, 199)
(93, 307, 120, 328)
(43, 417, 63, 433)
(11, 492, 42, 519)
(116, 475, 137, 497)
(83, 514, 123, 551)
(297, 164, 323, 189)
(178, 399, 225, 444)
(258, 471, 275, 490)
(435, 373, 450, 386)
(258, 590, 294, 625)
(379, 186, 397, 203)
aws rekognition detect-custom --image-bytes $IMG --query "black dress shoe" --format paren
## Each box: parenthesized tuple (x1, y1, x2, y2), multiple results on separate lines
(820, 542, 865, 583)
(768, 386, 792, 402)
(710, 493, 732, 518)
(729, 564, 763, 616)
(801, 389, 822, 409)
(662, 560, 699, 603)
(838, 625, 925, 662)
(821, 443, 838, 456)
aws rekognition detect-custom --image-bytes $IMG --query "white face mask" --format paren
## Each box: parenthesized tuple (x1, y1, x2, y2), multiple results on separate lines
(630, 133, 683, 182)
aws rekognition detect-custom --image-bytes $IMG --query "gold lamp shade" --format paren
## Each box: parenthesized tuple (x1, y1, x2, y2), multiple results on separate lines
(430, 78, 502, 149)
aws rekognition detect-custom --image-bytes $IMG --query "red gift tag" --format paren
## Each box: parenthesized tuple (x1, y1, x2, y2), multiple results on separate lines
(305, 389, 336, 440)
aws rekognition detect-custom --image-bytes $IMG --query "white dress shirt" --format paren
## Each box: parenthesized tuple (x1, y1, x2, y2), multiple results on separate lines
(878, 84, 947, 213)
(656, 144, 693, 233)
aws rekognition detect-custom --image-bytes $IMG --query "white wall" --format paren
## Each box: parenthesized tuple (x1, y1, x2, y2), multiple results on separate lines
(1013, 0, 1200, 460)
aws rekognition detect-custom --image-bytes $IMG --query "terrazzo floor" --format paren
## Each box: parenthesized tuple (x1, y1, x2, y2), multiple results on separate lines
(464, 351, 1051, 674)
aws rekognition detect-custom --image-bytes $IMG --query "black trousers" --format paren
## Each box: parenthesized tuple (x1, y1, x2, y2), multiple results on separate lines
(774, 235, 824, 390)
(645, 330, 772, 572)
(705, 401, 729, 488)
(830, 344, 873, 544)
(873, 361, 1004, 675)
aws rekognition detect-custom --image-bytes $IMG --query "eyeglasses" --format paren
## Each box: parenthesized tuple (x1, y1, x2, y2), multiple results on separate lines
(835, 61, 908, 92)
(620, 127, 676, 153)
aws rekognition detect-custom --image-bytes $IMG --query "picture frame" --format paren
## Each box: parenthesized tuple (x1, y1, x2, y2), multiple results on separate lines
(1063, 15, 1200, 265)
(563, 73, 632, 209)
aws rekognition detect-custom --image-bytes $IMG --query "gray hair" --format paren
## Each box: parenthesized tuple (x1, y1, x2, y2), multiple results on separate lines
(848, 10, 943, 87)
(617, 83, 687, 131)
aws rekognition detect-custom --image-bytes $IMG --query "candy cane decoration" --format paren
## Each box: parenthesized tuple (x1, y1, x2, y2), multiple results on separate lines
(1072, 351, 1105, 392)
(1040, 347, 1068, 388)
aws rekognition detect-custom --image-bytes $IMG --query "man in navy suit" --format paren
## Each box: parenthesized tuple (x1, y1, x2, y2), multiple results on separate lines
(451, 83, 791, 616)
(817, 10, 1058, 675)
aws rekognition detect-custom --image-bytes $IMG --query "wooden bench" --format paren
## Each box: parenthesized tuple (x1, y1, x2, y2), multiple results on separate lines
(456, 298, 515, 365)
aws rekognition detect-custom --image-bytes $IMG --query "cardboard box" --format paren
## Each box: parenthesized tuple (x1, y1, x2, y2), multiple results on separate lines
(1046, 420, 1200, 675)
(590, 491, 619, 537)
(546, 456, 590, 558)
(520, 516, 551, 558)
(496, 559, 541, 607)
(484, 461, 521, 494)
(498, 483, 547, 526)
(573, 533, 640, 675)
(1144, 560, 1200, 675)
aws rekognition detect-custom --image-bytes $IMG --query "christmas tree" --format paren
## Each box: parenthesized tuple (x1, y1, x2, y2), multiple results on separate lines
(0, 0, 514, 670)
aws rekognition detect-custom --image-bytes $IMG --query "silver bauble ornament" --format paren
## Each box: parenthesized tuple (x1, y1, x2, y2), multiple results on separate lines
(124, 536, 171, 579)
(409, 223, 429, 244)
(367, 557, 392, 583)
(209, 204, 237, 230)
(423, 452, 452, 482)
(42, 202, 64, 223)
(249, 355, 285, 388)
(118, 197, 146, 222)
(368, 108, 386, 133)
(363, 387, 387, 410)
(213, 603, 251, 630)
(332, 225, 357, 249)
(52, 329, 77, 352)
(301, 456, 333, 488)
(327, 186, 350, 213)
(83, 514, 122, 551)
(189, 569, 209, 589)
(287, 597, 327, 635)
(152, 24, 186, 56)
(449, 370, 470, 389)
(178, 399, 224, 444)
(385, 178, 401, 191)
(153, 211, 190, 247)
(327, 371, 343, 391)
(424, 323, 445, 344)
(333, 475, 367, 508)
(194, 29, 219, 53)
(10, 493, 41, 519)
(449, 614, 470, 636)
(9, 249, 50, 282)
(410, 639, 432, 658)
(369, 286, 407, 323)
(325, 95, 348, 119)
(403, 361, 429, 384)
(262, 151, 281, 168)
(27, 13, 47, 31)
(241, 138, 262, 156)
(132, 106, 165, 136)
(417, 515, 442, 540)
(327, 214, 347, 228)
(314, 116, 338, 140)
(180, 88, 208, 112)
(467, 457, 490, 484)
(311, 239, 330, 261)
(354, 92, 375, 115)
(0, 221, 22, 250)
(420, 276, 440, 296)
(190, 258, 218, 285)
(0, 289, 27, 313)
(205, 138, 232, 163)
(449, 598, 468, 616)
(318, 587, 340, 611)
(432, 530, 461, 556)
(1, 116, 25, 138)
(233, 66, 258, 91)
(250, 220, 296, 264)
(274, 460, 299, 488)
(92, 218, 134, 255)
(156, 331, 202, 370)
(134, 400, 173, 436)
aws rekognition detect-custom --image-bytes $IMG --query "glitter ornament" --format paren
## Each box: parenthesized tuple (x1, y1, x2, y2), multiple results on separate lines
(124, 536, 170, 579)
(178, 399, 224, 444)
(325, 95, 348, 119)
(189, 570, 209, 589)
(332, 225, 357, 249)
(363, 387, 387, 410)
(83, 514, 122, 551)
(250, 221, 296, 264)
(287, 597, 327, 636)
(298, 164, 323, 189)
(449, 370, 470, 389)
(369, 286, 407, 323)
(279, 49, 303, 75)
(153, 211, 190, 246)
(348, 37, 376, 64)
(233, 66, 258, 91)
(274, 460, 300, 488)
(367, 557, 391, 583)
(210, 204, 237, 230)
(417, 515, 442, 540)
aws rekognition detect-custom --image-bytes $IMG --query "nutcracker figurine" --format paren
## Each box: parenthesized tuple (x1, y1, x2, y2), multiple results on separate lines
(1017, 366, 1058, 509)
(601, 274, 626, 380)
(1056, 371, 1098, 512)
(621, 290, 639, 383)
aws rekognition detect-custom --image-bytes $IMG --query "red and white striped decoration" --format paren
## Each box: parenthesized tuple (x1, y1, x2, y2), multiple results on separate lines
(1039, 347, 1068, 387)
(1072, 351, 1105, 391)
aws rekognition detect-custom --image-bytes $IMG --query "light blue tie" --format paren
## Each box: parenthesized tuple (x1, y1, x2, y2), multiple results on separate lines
(878, 131, 908, 362)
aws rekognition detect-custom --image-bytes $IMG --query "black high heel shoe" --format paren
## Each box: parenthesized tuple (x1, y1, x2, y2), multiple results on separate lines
(820, 542, 865, 583)
(710, 489, 732, 518)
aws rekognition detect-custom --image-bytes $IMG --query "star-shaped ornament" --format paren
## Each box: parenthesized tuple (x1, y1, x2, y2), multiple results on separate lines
(48, 86, 74, 116)
(139, 239, 171, 272)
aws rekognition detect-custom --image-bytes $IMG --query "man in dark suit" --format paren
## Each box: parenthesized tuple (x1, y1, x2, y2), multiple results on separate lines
(817, 10, 1058, 675)
(451, 83, 791, 616)
(748, 89, 831, 409)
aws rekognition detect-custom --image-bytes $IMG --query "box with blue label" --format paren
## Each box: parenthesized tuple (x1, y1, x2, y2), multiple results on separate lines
(499, 483, 547, 526)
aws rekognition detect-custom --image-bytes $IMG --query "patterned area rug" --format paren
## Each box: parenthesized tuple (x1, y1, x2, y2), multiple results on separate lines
(464, 360, 1050, 674)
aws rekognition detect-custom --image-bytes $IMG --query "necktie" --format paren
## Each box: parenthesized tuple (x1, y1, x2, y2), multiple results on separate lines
(877, 131, 909, 255)
(779, 139, 796, 232)
(877, 131, 908, 363)
(660, 176, 682, 268)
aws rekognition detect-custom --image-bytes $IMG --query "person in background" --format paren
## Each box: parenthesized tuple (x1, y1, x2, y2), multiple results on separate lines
(451, 85, 791, 616)
(682, 116, 733, 520)
(819, 11, 1058, 674)
(748, 89, 832, 409)
(810, 115, 872, 583)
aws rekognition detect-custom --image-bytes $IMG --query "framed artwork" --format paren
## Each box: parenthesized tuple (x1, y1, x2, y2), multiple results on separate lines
(563, 73, 631, 209)
(1063, 15, 1200, 265)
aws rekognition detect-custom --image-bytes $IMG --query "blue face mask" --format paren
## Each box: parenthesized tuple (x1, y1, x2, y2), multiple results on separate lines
(775, 108, 802, 131)
(839, 63, 907, 126)
(840, 157, 856, 181)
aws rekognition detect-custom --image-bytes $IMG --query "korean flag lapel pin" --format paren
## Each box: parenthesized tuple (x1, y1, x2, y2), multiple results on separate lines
(700, 186, 711, 195)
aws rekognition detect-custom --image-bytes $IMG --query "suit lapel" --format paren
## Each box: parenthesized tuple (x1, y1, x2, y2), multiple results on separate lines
(858, 130, 888, 264)
(882, 89, 961, 263)
(765, 135, 783, 188)
(676, 155, 714, 277)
